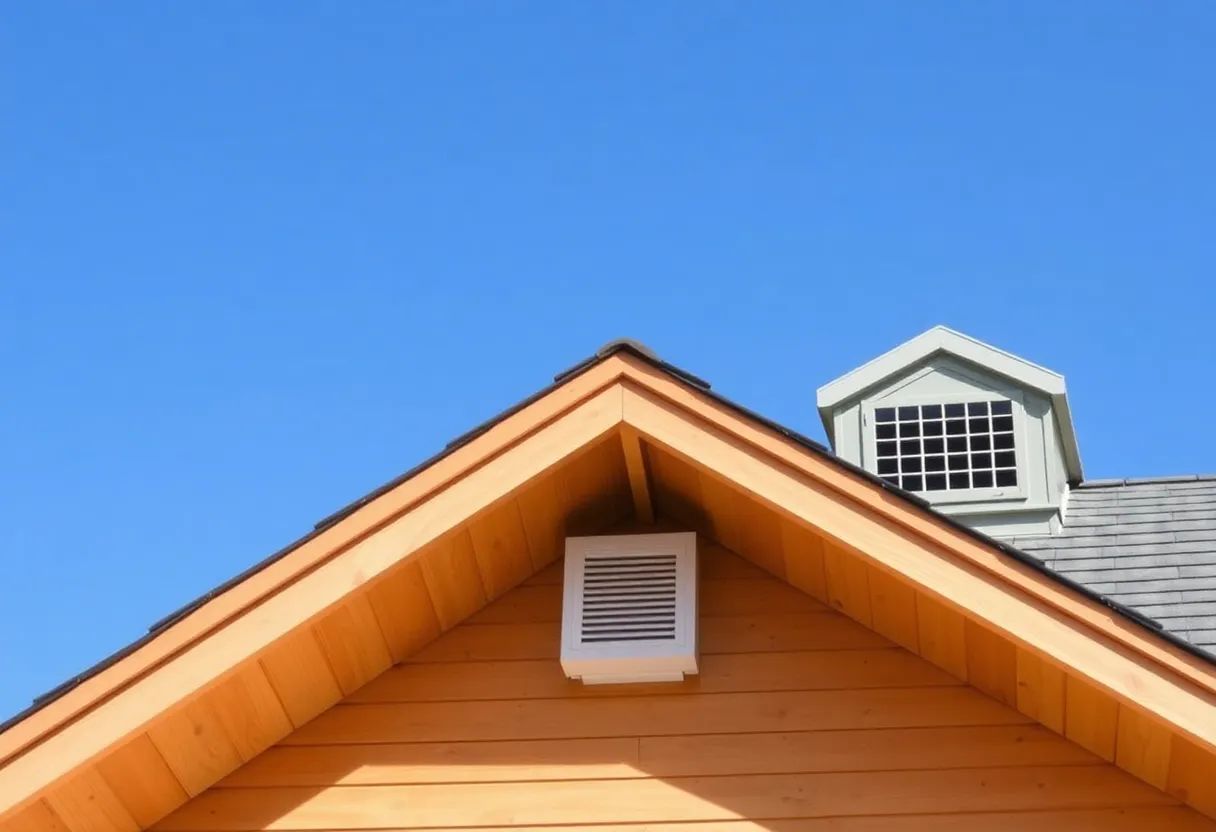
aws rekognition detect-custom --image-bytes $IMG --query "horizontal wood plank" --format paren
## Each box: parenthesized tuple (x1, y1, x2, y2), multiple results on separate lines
(351, 649, 958, 703)
(155, 767, 1175, 830)
(218, 725, 1096, 788)
(285, 687, 1030, 745)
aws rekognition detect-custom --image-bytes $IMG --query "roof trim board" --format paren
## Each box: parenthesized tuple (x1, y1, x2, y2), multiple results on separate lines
(815, 326, 1084, 482)
(4, 340, 1216, 827)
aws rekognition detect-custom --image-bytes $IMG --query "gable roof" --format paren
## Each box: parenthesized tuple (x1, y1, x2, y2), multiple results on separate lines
(1012, 476, 1216, 651)
(816, 325, 1084, 482)
(4, 339, 1216, 830)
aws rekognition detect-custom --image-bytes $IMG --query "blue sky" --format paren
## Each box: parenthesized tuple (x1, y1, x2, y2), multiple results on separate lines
(2, 3, 1214, 721)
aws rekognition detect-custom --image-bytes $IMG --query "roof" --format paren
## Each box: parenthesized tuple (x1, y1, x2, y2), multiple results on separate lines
(815, 325, 1084, 482)
(6, 338, 1216, 830)
(1011, 476, 1216, 651)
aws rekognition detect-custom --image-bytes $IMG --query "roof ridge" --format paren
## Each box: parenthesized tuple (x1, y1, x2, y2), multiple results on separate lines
(1076, 474, 1216, 489)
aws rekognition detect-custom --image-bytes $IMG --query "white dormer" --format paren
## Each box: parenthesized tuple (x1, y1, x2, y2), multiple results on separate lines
(816, 327, 1082, 539)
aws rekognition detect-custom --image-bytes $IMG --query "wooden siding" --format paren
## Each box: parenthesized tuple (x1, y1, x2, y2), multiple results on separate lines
(153, 544, 1214, 832)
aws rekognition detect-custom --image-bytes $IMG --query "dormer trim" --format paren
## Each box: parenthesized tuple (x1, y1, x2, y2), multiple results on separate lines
(816, 326, 1083, 483)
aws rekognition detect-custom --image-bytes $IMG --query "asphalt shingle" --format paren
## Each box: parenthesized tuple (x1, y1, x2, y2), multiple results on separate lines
(1009, 476, 1216, 649)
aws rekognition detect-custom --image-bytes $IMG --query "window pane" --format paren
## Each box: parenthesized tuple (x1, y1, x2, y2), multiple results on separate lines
(993, 415, 1014, 432)
(899, 422, 920, 438)
(925, 474, 948, 491)
(922, 404, 942, 419)
(971, 452, 992, 469)
(970, 434, 991, 451)
(993, 433, 1015, 450)
(967, 401, 989, 416)
(877, 423, 897, 440)
(968, 417, 990, 434)
(972, 470, 994, 488)
(949, 472, 971, 489)
(875, 408, 896, 423)
(878, 458, 898, 475)
(996, 469, 1018, 487)
(947, 436, 967, 453)
(990, 400, 1013, 415)
(898, 406, 919, 421)
(946, 419, 966, 435)
(948, 454, 969, 471)
(901, 475, 924, 492)
(922, 420, 943, 436)
(877, 441, 897, 457)
(900, 439, 921, 456)
(944, 403, 966, 418)
(925, 455, 946, 472)
(924, 438, 944, 454)
(902, 456, 922, 473)
(882, 475, 900, 487)
(995, 451, 1016, 468)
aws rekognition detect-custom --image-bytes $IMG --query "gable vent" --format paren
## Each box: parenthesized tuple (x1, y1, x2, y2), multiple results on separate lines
(561, 532, 698, 685)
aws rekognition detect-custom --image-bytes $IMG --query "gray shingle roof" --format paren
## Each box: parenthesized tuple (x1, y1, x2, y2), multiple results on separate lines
(1009, 476, 1216, 650)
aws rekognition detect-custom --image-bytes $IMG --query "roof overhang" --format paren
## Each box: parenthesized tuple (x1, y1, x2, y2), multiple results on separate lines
(816, 326, 1084, 483)
(2, 341, 1212, 829)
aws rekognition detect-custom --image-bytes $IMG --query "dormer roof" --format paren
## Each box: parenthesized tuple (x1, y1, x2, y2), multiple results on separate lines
(816, 325, 1083, 483)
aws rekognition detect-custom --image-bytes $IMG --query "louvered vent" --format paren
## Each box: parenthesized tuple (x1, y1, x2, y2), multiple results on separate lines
(561, 532, 698, 685)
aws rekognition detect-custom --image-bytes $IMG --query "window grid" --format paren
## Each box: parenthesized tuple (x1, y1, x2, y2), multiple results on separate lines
(874, 400, 1017, 494)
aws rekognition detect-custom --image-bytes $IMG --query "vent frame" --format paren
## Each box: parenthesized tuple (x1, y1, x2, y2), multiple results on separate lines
(560, 531, 698, 685)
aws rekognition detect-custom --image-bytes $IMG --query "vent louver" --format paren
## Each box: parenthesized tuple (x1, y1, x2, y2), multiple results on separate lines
(561, 532, 698, 685)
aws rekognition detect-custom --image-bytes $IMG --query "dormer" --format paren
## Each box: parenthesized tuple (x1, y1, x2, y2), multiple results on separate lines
(817, 326, 1083, 539)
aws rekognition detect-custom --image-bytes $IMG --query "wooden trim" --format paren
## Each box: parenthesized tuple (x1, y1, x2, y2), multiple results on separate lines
(620, 381, 1216, 756)
(0, 357, 630, 767)
(615, 355, 1216, 698)
(619, 426, 655, 524)
(0, 385, 625, 821)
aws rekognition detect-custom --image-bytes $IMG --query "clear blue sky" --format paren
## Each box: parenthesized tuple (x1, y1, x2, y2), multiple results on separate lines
(2, 3, 1214, 721)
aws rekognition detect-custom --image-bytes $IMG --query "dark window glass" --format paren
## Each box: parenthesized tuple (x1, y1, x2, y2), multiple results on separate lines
(995, 451, 1016, 468)
(968, 417, 990, 434)
(898, 406, 919, 421)
(875, 408, 897, 423)
(875, 400, 1017, 493)
(967, 401, 989, 416)
(922, 404, 942, 419)
(947, 436, 968, 453)
(925, 474, 948, 491)
(949, 472, 971, 489)
(876, 423, 897, 440)
(970, 434, 991, 451)
(877, 441, 897, 457)
(990, 400, 1013, 415)
(972, 470, 994, 488)
(944, 403, 966, 418)
(882, 475, 900, 487)
(901, 456, 922, 473)
(996, 469, 1018, 487)
(924, 438, 944, 454)
(993, 415, 1014, 432)
(922, 420, 943, 436)
(993, 432, 1015, 450)
(878, 458, 898, 475)
(925, 455, 946, 472)
(971, 452, 992, 469)
(948, 453, 969, 471)
(946, 419, 966, 435)
(901, 475, 924, 492)
(900, 439, 921, 456)
(899, 422, 920, 438)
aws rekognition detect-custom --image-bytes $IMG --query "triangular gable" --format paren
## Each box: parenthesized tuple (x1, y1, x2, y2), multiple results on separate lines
(3, 343, 1216, 830)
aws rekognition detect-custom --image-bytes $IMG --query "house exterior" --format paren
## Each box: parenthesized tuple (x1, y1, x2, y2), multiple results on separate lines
(2, 332, 1216, 832)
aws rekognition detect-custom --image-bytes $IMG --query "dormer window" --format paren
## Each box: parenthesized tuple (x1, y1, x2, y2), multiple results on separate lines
(874, 399, 1017, 493)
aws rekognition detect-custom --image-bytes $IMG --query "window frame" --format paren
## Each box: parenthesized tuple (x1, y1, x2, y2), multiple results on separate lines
(862, 390, 1027, 505)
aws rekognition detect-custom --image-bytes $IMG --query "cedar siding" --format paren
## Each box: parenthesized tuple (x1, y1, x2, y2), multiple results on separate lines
(153, 543, 1214, 831)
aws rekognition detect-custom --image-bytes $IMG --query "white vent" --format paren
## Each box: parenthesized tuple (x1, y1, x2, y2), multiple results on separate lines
(561, 532, 698, 685)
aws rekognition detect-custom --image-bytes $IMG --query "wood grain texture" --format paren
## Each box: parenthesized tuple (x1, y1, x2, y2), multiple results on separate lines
(417, 529, 487, 631)
(779, 519, 828, 602)
(965, 618, 1018, 707)
(915, 593, 968, 681)
(45, 769, 137, 832)
(1117, 706, 1173, 791)
(366, 559, 441, 664)
(147, 697, 243, 797)
(1015, 647, 1066, 734)
(822, 542, 872, 626)
(619, 426, 655, 524)
(1066, 674, 1120, 762)
(867, 567, 919, 653)
(467, 500, 534, 600)
(258, 628, 343, 729)
(207, 664, 294, 763)
(313, 595, 393, 696)
(94, 734, 187, 828)
(1168, 735, 1216, 818)
(0, 800, 71, 832)
(156, 767, 1176, 830)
